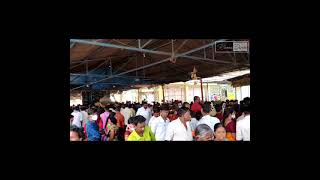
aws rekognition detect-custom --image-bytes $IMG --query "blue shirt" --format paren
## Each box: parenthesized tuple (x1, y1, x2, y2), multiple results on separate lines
(86, 121, 101, 141)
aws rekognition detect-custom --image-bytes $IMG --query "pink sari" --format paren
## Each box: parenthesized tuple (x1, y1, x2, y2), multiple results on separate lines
(100, 112, 110, 129)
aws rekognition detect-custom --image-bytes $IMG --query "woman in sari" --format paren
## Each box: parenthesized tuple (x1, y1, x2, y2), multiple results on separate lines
(213, 123, 228, 141)
(223, 108, 236, 141)
(105, 112, 119, 141)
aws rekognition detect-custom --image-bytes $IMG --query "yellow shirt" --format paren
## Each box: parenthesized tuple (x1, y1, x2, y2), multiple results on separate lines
(127, 125, 156, 141)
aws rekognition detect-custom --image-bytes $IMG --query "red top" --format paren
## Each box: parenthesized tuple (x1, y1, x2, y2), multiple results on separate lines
(215, 113, 224, 122)
(225, 120, 236, 133)
(191, 102, 202, 113)
(168, 114, 178, 121)
(97, 117, 103, 130)
(116, 112, 125, 129)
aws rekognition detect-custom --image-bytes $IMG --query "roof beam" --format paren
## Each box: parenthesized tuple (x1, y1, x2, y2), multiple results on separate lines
(70, 40, 223, 91)
(141, 39, 153, 48)
(70, 39, 172, 56)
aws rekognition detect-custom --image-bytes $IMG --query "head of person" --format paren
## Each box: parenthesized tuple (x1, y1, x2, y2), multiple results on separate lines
(222, 102, 226, 109)
(241, 97, 250, 115)
(223, 107, 235, 120)
(115, 106, 121, 112)
(213, 123, 226, 141)
(142, 101, 148, 109)
(127, 117, 136, 132)
(194, 96, 200, 103)
(80, 106, 86, 111)
(88, 109, 98, 121)
(195, 124, 214, 141)
(97, 107, 104, 116)
(182, 102, 190, 109)
(177, 107, 191, 121)
(70, 125, 82, 141)
(153, 106, 160, 117)
(214, 104, 222, 113)
(195, 111, 202, 120)
(133, 115, 146, 134)
(108, 112, 117, 125)
(124, 103, 129, 108)
(233, 104, 240, 113)
(74, 106, 80, 112)
(201, 103, 211, 116)
(160, 104, 169, 119)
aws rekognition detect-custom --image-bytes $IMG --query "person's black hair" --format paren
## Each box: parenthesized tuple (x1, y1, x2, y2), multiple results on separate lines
(108, 112, 117, 125)
(142, 101, 147, 105)
(195, 111, 202, 120)
(132, 115, 146, 126)
(128, 116, 136, 124)
(160, 104, 169, 111)
(177, 107, 190, 117)
(70, 125, 83, 140)
(214, 104, 222, 112)
(115, 106, 121, 112)
(223, 107, 234, 120)
(240, 97, 250, 113)
(97, 107, 104, 114)
(182, 102, 189, 108)
(233, 104, 240, 112)
(213, 123, 225, 132)
(153, 106, 160, 113)
(74, 106, 80, 111)
(194, 96, 199, 102)
(80, 106, 87, 111)
(202, 103, 211, 114)
(190, 110, 196, 118)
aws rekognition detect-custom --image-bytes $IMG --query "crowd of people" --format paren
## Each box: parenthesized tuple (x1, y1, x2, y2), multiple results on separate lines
(70, 96, 250, 141)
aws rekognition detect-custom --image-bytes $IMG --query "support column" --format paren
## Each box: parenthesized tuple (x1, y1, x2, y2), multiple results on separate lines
(200, 78, 204, 101)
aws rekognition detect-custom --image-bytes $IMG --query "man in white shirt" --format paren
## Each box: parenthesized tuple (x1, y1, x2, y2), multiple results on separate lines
(152, 104, 170, 141)
(120, 104, 135, 126)
(148, 106, 161, 133)
(136, 101, 151, 125)
(197, 103, 220, 131)
(80, 106, 88, 128)
(236, 98, 250, 141)
(165, 107, 193, 141)
(71, 106, 82, 128)
(236, 112, 245, 122)
(236, 114, 250, 141)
